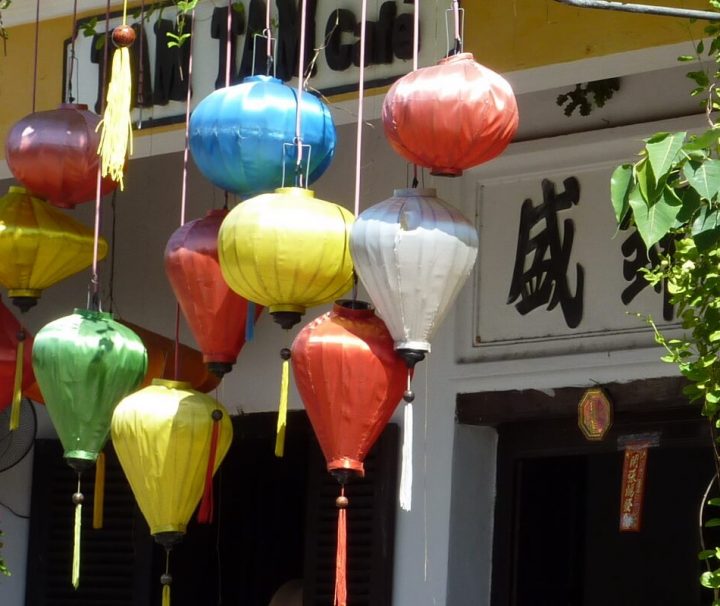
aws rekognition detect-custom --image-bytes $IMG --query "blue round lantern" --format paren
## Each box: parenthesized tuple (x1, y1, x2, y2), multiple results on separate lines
(189, 75, 337, 196)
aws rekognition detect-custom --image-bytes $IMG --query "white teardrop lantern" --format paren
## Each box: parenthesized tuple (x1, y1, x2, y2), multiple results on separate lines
(349, 188, 478, 367)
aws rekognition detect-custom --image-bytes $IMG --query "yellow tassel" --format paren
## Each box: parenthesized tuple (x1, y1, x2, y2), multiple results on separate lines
(9, 337, 23, 431)
(93, 452, 106, 529)
(72, 500, 82, 589)
(274, 358, 289, 457)
(162, 583, 171, 606)
(97, 45, 133, 189)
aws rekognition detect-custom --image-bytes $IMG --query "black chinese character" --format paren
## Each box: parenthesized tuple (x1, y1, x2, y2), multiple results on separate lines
(507, 177, 584, 328)
(621, 229, 674, 321)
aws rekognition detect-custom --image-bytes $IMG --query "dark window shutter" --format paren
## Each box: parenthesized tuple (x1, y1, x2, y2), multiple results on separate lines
(25, 440, 152, 606)
(303, 424, 399, 606)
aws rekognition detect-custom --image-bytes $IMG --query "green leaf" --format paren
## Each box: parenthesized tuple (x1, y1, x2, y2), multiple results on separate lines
(683, 128, 720, 152)
(692, 206, 720, 251)
(636, 160, 658, 204)
(699, 549, 716, 560)
(701, 570, 720, 589)
(629, 185, 682, 248)
(684, 158, 720, 200)
(610, 164, 634, 224)
(645, 132, 686, 182)
(676, 186, 702, 225)
(708, 498, 720, 507)
(705, 518, 720, 527)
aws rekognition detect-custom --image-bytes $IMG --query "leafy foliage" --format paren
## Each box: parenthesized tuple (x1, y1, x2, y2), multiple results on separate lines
(0, 530, 9, 577)
(556, 77, 620, 117)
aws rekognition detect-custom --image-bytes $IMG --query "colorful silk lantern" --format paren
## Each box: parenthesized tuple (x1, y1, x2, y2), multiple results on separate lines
(164, 209, 262, 377)
(292, 300, 406, 606)
(350, 188, 478, 510)
(0, 299, 34, 426)
(32, 308, 147, 588)
(382, 53, 519, 176)
(189, 75, 336, 196)
(121, 321, 222, 393)
(5, 104, 117, 208)
(218, 187, 354, 329)
(350, 188, 478, 365)
(111, 378, 232, 605)
(0, 187, 108, 312)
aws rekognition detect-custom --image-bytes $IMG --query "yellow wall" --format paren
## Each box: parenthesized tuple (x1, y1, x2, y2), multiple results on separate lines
(0, 1, 711, 159)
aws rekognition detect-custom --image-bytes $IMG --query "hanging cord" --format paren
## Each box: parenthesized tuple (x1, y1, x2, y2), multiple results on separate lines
(72, 474, 84, 589)
(410, 0, 420, 188)
(67, 0, 79, 103)
(31, 0, 40, 111)
(450, 0, 462, 54)
(137, 0, 146, 127)
(225, 0, 232, 86)
(352, 0, 369, 218)
(161, 547, 173, 606)
(294, 0, 309, 187)
(173, 9, 196, 381)
(264, 0, 274, 75)
(88, 0, 112, 313)
(108, 189, 118, 313)
(334, 486, 348, 606)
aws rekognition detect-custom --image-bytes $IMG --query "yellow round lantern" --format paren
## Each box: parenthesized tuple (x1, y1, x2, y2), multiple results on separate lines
(111, 378, 233, 539)
(0, 186, 108, 311)
(218, 187, 355, 329)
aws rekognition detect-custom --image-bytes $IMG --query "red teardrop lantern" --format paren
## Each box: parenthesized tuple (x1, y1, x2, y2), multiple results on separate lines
(5, 104, 118, 209)
(0, 299, 34, 412)
(165, 209, 262, 378)
(292, 301, 406, 476)
(382, 52, 519, 176)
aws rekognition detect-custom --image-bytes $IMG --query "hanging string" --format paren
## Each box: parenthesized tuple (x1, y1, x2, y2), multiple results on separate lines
(225, 0, 232, 86)
(137, 0, 146, 126)
(294, 0, 309, 187)
(352, 0, 369, 218)
(264, 0, 274, 74)
(410, 0, 420, 188)
(67, 0, 79, 103)
(161, 548, 172, 606)
(31, 0, 40, 112)
(89, 0, 112, 312)
(451, 0, 462, 54)
(173, 8, 196, 381)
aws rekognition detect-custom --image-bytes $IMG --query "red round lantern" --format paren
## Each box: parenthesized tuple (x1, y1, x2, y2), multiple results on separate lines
(5, 104, 118, 209)
(382, 52, 519, 176)
(165, 209, 262, 378)
(0, 299, 34, 412)
(291, 300, 406, 479)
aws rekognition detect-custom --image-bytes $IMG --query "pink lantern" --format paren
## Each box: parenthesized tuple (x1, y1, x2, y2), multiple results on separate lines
(382, 53, 519, 176)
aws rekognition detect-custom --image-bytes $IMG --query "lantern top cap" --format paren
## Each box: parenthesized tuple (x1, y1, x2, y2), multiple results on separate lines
(393, 188, 438, 198)
(151, 378, 193, 391)
(333, 299, 375, 319)
(73, 308, 114, 321)
(438, 52, 475, 66)
(58, 103, 89, 111)
(242, 74, 283, 86)
(275, 186, 315, 198)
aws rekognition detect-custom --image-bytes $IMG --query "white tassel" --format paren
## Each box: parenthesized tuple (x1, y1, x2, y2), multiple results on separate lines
(399, 401, 413, 511)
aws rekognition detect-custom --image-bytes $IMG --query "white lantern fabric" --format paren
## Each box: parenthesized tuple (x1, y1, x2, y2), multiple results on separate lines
(349, 188, 479, 355)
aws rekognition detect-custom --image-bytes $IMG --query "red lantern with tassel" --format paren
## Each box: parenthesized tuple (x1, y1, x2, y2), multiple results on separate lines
(0, 299, 34, 427)
(382, 52, 519, 176)
(164, 209, 262, 378)
(5, 104, 118, 208)
(291, 300, 406, 606)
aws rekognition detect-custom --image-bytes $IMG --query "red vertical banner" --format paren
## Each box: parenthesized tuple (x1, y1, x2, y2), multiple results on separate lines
(619, 445, 649, 532)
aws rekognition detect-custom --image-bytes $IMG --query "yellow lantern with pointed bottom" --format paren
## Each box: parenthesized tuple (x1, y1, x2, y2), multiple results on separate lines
(0, 186, 108, 311)
(218, 187, 355, 330)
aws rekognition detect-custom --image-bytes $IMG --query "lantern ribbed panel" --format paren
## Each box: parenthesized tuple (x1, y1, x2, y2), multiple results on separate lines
(165, 209, 260, 369)
(291, 303, 406, 475)
(5, 104, 118, 208)
(350, 189, 478, 353)
(382, 53, 518, 176)
(0, 187, 108, 299)
(111, 379, 232, 536)
(218, 187, 355, 316)
(32, 309, 147, 463)
(189, 75, 336, 196)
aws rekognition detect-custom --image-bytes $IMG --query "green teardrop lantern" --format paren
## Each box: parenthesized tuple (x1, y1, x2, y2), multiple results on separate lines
(33, 308, 148, 469)
(32, 308, 147, 589)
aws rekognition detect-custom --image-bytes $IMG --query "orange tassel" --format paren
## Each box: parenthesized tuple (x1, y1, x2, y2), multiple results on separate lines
(334, 487, 348, 606)
(197, 411, 221, 524)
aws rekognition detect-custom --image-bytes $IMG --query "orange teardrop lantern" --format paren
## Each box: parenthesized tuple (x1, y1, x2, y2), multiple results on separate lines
(5, 104, 118, 208)
(382, 53, 519, 176)
(291, 300, 406, 606)
(164, 209, 261, 378)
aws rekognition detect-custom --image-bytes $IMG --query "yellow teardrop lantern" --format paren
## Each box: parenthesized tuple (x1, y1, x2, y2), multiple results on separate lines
(218, 187, 355, 330)
(0, 186, 108, 311)
(111, 378, 233, 606)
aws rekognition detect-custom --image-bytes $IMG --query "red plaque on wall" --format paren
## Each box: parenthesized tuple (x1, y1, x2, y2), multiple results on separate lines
(619, 445, 649, 532)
